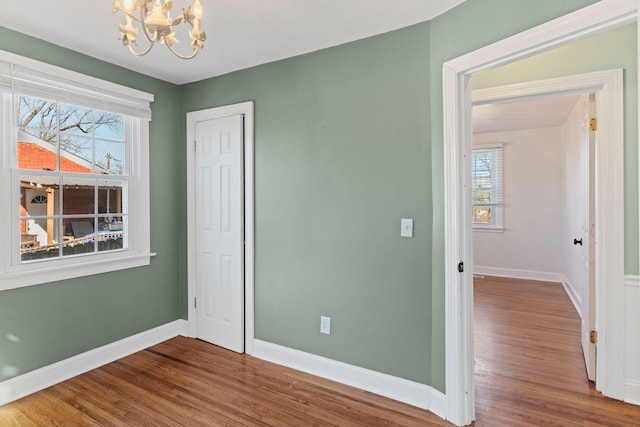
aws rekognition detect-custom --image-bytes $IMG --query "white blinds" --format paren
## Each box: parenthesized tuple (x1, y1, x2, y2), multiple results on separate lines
(472, 143, 503, 207)
(0, 50, 153, 120)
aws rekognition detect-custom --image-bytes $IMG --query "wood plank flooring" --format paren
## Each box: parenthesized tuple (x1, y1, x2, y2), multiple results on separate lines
(2, 276, 640, 426)
(0, 336, 448, 426)
(474, 275, 640, 426)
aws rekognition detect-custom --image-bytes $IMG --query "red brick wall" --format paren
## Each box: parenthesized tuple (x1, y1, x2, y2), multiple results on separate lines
(20, 202, 27, 234)
(18, 142, 92, 173)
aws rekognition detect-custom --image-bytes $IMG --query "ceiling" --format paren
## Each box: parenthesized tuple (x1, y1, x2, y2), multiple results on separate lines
(473, 95, 582, 134)
(1, 0, 580, 130)
(0, 0, 465, 85)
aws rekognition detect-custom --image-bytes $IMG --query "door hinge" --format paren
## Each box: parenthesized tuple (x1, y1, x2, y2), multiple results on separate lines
(590, 330, 597, 344)
(458, 261, 464, 273)
(590, 117, 597, 131)
(194, 297, 197, 309)
(194, 140, 197, 151)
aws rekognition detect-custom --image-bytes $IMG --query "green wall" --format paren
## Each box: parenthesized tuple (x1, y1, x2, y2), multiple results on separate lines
(181, 23, 435, 384)
(0, 27, 182, 381)
(3, 0, 626, 398)
(471, 24, 638, 274)
(180, 0, 604, 391)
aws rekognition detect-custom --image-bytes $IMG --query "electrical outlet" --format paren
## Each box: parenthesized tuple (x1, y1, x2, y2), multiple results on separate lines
(320, 316, 331, 335)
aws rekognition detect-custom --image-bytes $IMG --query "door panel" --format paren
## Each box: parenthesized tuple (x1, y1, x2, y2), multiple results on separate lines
(579, 95, 596, 381)
(194, 114, 244, 353)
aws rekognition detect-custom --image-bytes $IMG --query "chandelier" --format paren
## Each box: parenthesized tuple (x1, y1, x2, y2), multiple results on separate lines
(113, 0, 206, 59)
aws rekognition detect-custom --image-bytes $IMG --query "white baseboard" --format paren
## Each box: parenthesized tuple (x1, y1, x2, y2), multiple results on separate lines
(625, 380, 640, 405)
(625, 275, 640, 287)
(624, 276, 640, 406)
(561, 275, 583, 319)
(252, 339, 447, 421)
(473, 266, 564, 283)
(0, 319, 188, 406)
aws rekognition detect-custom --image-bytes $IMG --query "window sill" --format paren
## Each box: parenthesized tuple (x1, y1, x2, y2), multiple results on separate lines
(0, 252, 157, 292)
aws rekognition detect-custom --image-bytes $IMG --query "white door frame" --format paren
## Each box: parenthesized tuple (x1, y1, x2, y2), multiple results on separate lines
(186, 101, 255, 354)
(443, 1, 637, 425)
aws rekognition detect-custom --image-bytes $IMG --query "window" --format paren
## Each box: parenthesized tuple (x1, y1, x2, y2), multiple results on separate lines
(472, 144, 503, 230)
(0, 50, 154, 291)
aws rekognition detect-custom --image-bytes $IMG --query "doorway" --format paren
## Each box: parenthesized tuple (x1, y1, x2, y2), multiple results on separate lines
(471, 84, 599, 383)
(186, 101, 255, 354)
(442, 4, 630, 420)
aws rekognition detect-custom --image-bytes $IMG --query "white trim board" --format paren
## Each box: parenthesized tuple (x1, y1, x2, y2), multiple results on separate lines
(473, 266, 565, 284)
(562, 277, 583, 320)
(625, 380, 640, 406)
(625, 275, 640, 287)
(252, 339, 447, 420)
(185, 101, 255, 354)
(624, 275, 640, 405)
(0, 320, 188, 407)
(443, 1, 636, 424)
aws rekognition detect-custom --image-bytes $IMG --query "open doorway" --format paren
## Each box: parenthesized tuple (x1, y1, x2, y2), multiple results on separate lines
(471, 86, 598, 374)
(470, 87, 599, 422)
(443, 12, 629, 418)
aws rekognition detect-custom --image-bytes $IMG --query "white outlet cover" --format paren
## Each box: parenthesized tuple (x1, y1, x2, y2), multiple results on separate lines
(401, 218, 413, 238)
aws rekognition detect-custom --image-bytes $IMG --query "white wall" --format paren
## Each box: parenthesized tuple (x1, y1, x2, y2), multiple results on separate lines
(473, 127, 565, 281)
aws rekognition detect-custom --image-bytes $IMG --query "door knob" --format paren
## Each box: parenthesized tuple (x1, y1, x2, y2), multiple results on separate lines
(574, 238, 583, 246)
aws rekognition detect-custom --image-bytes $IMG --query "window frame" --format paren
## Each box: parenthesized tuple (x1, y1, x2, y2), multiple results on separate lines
(471, 143, 504, 231)
(0, 50, 154, 292)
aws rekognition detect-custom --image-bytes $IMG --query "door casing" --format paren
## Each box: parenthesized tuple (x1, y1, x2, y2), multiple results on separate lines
(186, 101, 255, 354)
(443, 1, 635, 424)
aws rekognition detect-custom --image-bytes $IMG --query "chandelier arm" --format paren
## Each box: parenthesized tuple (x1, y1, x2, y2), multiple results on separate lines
(127, 41, 156, 57)
(165, 42, 200, 60)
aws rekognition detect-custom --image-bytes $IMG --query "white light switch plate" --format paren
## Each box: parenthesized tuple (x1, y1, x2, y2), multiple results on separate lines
(320, 316, 331, 335)
(401, 218, 413, 238)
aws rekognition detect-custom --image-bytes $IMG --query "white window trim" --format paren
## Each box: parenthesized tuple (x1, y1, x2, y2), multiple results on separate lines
(471, 143, 504, 231)
(0, 50, 155, 292)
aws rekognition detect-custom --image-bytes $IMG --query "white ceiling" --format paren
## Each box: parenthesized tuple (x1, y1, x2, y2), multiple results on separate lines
(472, 95, 582, 134)
(0, 0, 465, 85)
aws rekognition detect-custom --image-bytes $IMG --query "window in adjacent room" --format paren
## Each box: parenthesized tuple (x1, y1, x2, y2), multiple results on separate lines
(472, 144, 504, 230)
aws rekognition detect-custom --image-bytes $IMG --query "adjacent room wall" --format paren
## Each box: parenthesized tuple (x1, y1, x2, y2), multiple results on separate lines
(473, 127, 565, 280)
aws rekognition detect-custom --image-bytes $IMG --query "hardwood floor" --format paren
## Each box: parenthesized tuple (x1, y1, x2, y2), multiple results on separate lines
(474, 275, 640, 426)
(0, 336, 448, 426)
(2, 277, 640, 426)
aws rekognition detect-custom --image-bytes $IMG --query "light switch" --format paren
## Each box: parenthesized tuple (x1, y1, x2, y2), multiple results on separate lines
(401, 218, 413, 238)
(320, 316, 331, 335)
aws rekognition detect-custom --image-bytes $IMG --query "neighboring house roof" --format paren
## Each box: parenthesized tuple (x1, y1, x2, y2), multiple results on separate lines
(17, 130, 109, 173)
